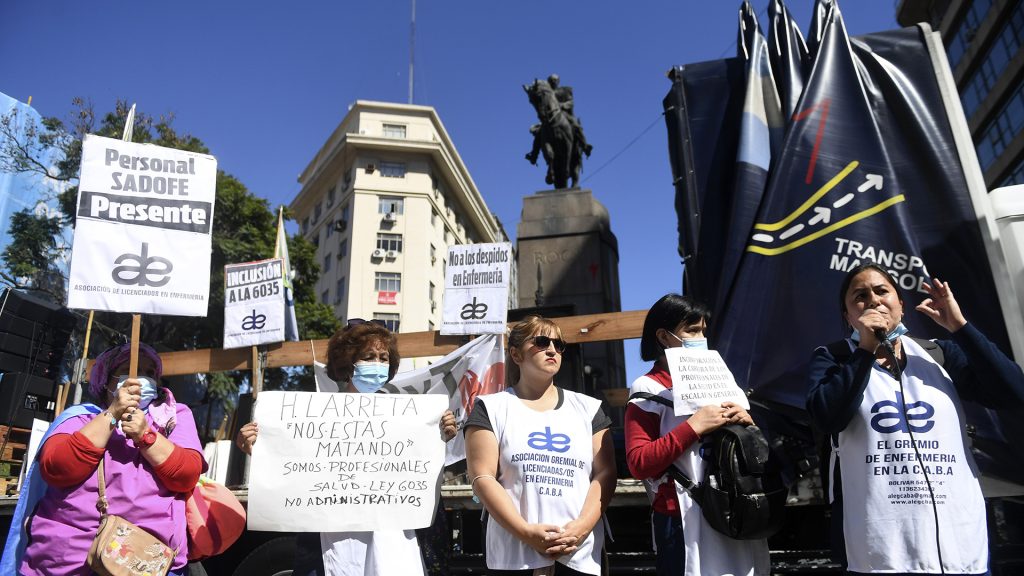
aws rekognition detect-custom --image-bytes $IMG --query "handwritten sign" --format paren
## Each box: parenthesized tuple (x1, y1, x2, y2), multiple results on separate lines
(247, 392, 447, 532)
(664, 348, 750, 416)
(441, 242, 512, 335)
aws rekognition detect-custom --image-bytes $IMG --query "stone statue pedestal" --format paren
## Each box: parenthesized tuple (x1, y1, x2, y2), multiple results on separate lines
(516, 188, 625, 407)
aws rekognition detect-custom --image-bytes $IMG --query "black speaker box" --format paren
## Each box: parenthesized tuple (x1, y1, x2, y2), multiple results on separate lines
(0, 372, 56, 428)
(0, 289, 75, 380)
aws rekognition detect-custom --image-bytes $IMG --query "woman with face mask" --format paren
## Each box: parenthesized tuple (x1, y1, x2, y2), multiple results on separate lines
(624, 294, 768, 576)
(235, 320, 457, 576)
(5, 342, 205, 576)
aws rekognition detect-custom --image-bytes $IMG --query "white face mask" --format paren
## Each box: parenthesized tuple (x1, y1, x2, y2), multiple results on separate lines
(114, 375, 160, 409)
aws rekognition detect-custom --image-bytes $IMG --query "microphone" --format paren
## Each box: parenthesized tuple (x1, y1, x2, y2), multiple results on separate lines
(874, 327, 895, 353)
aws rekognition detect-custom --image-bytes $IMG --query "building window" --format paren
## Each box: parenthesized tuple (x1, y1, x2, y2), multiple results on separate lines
(429, 282, 435, 303)
(432, 175, 440, 199)
(373, 313, 400, 333)
(335, 277, 346, 304)
(375, 272, 401, 293)
(313, 200, 322, 222)
(959, 0, 1024, 119)
(378, 196, 404, 214)
(376, 233, 403, 252)
(339, 238, 348, 259)
(977, 77, 1024, 170)
(428, 320, 435, 332)
(431, 210, 437, 227)
(321, 290, 330, 305)
(341, 202, 351, 221)
(301, 217, 309, 234)
(444, 229, 450, 244)
(326, 184, 336, 207)
(946, 0, 995, 70)
(430, 244, 437, 264)
(326, 222, 334, 238)
(380, 162, 406, 178)
(383, 124, 407, 139)
(323, 253, 332, 273)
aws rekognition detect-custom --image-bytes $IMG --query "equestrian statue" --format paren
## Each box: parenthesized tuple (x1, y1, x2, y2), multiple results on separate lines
(524, 74, 593, 189)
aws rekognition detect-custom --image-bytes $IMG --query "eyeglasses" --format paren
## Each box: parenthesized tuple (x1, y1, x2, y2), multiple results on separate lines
(529, 335, 567, 353)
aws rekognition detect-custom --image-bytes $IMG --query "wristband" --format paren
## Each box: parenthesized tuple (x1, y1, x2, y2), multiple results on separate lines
(104, 411, 117, 427)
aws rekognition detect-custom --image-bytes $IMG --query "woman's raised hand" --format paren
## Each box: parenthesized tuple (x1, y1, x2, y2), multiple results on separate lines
(916, 277, 968, 333)
(236, 422, 259, 455)
(440, 410, 457, 442)
(686, 402, 753, 436)
(108, 381, 140, 421)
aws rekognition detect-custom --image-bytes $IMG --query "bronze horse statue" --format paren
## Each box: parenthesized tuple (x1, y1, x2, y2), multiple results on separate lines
(524, 78, 589, 189)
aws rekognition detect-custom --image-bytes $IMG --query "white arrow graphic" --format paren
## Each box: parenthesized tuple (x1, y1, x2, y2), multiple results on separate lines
(808, 206, 831, 226)
(858, 174, 883, 192)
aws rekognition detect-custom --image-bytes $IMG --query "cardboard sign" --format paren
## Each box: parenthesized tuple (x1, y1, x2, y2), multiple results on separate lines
(315, 333, 505, 464)
(441, 242, 512, 335)
(247, 392, 447, 532)
(664, 348, 750, 416)
(67, 135, 216, 315)
(223, 258, 285, 348)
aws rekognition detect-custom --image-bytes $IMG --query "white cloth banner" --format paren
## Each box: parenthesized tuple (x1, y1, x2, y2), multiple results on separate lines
(223, 258, 285, 348)
(441, 242, 512, 335)
(67, 135, 216, 316)
(665, 348, 750, 416)
(247, 391, 448, 532)
(314, 333, 505, 464)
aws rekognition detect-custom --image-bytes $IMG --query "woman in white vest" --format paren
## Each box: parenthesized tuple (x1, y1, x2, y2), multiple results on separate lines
(625, 293, 770, 576)
(807, 263, 1024, 575)
(465, 315, 616, 576)
(235, 319, 458, 576)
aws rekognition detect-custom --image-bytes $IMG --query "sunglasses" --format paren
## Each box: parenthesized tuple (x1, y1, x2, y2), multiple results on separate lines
(529, 335, 567, 353)
(346, 318, 388, 328)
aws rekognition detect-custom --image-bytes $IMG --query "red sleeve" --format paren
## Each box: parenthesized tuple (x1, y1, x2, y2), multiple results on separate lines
(153, 445, 203, 493)
(38, 432, 105, 488)
(625, 403, 700, 479)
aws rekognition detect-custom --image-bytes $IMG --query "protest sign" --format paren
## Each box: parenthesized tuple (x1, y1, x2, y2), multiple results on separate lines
(314, 333, 505, 464)
(223, 258, 285, 348)
(247, 391, 448, 532)
(441, 242, 512, 335)
(664, 348, 750, 416)
(67, 134, 216, 316)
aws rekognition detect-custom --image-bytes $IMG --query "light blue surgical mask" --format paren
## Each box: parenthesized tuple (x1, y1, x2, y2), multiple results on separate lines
(115, 375, 160, 409)
(352, 362, 389, 393)
(667, 332, 709, 350)
(851, 322, 909, 344)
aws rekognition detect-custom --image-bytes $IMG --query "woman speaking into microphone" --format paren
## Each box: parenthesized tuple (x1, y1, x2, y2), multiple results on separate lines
(806, 263, 1024, 575)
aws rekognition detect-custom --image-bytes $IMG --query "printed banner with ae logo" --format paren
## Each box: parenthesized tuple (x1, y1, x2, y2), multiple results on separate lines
(441, 242, 512, 335)
(67, 135, 216, 316)
(223, 258, 285, 348)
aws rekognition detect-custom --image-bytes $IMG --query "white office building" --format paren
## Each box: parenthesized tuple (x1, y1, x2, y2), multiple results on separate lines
(290, 101, 511, 333)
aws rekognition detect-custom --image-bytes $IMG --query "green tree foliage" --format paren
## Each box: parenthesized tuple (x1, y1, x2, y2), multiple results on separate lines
(0, 99, 339, 412)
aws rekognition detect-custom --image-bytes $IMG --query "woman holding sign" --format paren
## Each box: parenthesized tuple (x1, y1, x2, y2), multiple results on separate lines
(807, 263, 1024, 575)
(5, 342, 205, 576)
(465, 315, 616, 576)
(236, 319, 457, 576)
(624, 294, 767, 576)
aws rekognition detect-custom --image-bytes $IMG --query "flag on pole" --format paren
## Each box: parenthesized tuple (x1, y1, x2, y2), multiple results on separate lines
(274, 208, 299, 341)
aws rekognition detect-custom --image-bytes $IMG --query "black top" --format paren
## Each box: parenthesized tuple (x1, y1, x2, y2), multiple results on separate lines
(464, 387, 613, 435)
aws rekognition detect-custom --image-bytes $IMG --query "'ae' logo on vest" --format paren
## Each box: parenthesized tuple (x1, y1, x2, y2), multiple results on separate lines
(870, 391, 935, 434)
(527, 427, 571, 453)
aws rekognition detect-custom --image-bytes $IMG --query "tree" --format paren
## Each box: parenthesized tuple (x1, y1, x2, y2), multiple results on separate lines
(0, 99, 339, 413)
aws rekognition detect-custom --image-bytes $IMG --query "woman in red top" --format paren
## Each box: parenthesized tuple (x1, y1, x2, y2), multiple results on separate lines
(624, 294, 765, 575)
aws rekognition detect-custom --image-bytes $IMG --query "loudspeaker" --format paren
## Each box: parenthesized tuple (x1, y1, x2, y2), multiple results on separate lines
(0, 289, 75, 379)
(0, 372, 56, 428)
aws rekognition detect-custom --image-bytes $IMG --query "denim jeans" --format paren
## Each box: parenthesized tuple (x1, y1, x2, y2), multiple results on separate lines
(651, 511, 685, 576)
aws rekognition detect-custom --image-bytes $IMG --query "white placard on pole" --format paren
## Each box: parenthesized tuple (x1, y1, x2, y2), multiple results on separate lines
(665, 348, 750, 416)
(223, 258, 285, 348)
(67, 134, 217, 316)
(246, 391, 447, 532)
(441, 242, 512, 335)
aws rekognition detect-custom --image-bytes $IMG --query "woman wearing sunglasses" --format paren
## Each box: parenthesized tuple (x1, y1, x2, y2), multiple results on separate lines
(465, 315, 616, 576)
(236, 319, 457, 576)
(624, 294, 767, 576)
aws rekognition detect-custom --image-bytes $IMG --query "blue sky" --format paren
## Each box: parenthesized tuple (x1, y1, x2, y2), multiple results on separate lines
(1, 1, 898, 379)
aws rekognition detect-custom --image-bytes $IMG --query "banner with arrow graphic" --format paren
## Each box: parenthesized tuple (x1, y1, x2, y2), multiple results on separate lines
(665, 2, 1010, 408)
(441, 242, 512, 335)
(223, 258, 285, 349)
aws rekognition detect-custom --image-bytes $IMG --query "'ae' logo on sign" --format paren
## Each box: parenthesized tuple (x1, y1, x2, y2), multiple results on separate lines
(870, 391, 935, 434)
(527, 427, 571, 453)
(242, 310, 267, 330)
(111, 242, 173, 287)
(460, 297, 488, 320)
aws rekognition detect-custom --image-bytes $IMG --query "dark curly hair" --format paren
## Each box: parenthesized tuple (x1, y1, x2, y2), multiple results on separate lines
(325, 323, 400, 384)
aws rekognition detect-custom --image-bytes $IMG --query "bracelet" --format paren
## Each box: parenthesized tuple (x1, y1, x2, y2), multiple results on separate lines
(470, 474, 496, 487)
(103, 411, 116, 427)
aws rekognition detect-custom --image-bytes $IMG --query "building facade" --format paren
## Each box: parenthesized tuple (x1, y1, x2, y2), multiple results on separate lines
(898, 0, 1024, 188)
(290, 101, 510, 333)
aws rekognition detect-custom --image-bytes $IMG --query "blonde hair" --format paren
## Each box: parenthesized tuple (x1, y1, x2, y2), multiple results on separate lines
(506, 315, 564, 386)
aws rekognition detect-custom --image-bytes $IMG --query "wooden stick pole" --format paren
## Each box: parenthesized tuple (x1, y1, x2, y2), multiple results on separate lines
(128, 314, 141, 378)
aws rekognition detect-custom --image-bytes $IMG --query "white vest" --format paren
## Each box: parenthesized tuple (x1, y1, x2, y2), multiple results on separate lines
(629, 375, 770, 576)
(319, 530, 424, 576)
(834, 337, 987, 574)
(479, 388, 604, 575)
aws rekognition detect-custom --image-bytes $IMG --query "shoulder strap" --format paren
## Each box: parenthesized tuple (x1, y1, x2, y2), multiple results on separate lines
(908, 336, 944, 366)
(95, 457, 108, 517)
(628, 391, 673, 407)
